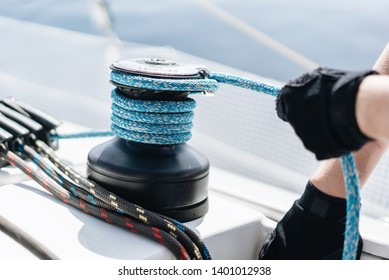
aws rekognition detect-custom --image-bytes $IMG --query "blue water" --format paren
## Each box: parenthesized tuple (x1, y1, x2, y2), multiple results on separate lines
(1, 0, 389, 82)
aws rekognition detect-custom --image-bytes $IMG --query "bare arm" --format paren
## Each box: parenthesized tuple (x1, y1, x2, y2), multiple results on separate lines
(311, 140, 388, 198)
(357, 43, 389, 143)
(356, 75, 389, 143)
(311, 43, 389, 198)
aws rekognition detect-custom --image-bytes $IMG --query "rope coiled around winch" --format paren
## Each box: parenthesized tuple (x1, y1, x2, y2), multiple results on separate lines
(110, 89, 195, 144)
(109, 71, 280, 145)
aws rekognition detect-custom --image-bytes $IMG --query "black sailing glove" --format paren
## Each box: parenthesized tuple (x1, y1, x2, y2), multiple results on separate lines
(276, 67, 378, 160)
(258, 181, 363, 260)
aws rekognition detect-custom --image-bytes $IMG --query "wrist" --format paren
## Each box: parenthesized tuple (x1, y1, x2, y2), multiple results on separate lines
(329, 70, 378, 149)
(298, 181, 346, 223)
(356, 75, 389, 142)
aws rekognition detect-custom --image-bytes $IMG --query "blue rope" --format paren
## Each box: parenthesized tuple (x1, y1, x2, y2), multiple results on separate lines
(340, 153, 361, 260)
(51, 131, 114, 139)
(58, 69, 361, 260)
(111, 89, 196, 145)
(209, 72, 280, 97)
(109, 72, 280, 145)
(110, 71, 281, 96)
(110, 71, 219, 93)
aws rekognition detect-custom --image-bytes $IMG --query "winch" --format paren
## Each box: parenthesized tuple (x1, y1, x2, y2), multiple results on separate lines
(87, 58, 210, 222)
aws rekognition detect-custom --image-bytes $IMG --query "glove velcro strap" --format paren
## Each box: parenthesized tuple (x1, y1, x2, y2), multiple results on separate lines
(299, 181, 346, 223)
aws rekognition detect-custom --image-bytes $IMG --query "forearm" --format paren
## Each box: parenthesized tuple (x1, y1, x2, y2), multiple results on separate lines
(311, 140, 388, 198)
(312, 74, 389, 198)
(356, 42, 389, 142)
(312, 43, 389, 198)
(356, 75, 389, 142)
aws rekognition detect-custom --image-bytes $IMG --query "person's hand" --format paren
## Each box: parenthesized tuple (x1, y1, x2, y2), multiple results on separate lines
(259, 181, 363, 260)
(276, 67, 377, 160)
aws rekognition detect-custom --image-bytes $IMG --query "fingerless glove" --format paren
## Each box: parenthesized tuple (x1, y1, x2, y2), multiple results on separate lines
(259, 181, 363, 259)
(276, 67, 378, 160)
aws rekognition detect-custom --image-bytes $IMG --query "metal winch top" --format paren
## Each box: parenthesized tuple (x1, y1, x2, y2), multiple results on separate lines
(111, 58, 209, 78)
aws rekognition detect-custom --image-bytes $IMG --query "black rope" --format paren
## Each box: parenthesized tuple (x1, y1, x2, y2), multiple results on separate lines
(32, 140, 210, 260)
(1, 147, 192, 260)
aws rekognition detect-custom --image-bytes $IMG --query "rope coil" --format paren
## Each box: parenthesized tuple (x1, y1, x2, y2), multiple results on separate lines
(110, 70, 281, 145)
(110, 89, 195, 144)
